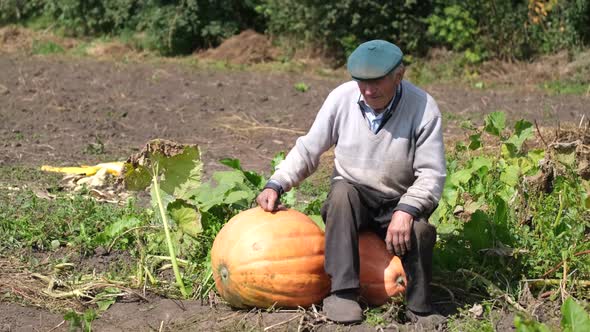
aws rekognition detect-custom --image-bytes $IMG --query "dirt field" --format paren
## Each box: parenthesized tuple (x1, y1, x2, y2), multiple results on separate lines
(1, 53, 588, 175)
(1, 30, 589, 331)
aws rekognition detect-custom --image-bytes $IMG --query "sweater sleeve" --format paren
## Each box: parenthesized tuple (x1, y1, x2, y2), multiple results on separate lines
(269, 91, 340, 192)
(395, 96, 446, 217)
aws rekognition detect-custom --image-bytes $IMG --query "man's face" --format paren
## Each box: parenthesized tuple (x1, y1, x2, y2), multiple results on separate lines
(357, 68, 404, 111)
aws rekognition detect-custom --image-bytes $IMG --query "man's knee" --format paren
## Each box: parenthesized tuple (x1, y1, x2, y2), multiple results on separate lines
(321, 180, 362, 226)
(328, 180, 358, 203)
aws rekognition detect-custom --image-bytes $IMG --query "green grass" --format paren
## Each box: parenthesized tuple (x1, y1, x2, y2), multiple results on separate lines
(70, 41, 91, 57)
(442, 111, 467, 123)
(294, 82, 310, 92)
(0, 165, 62, 187)
(541, 80, 590, 96)
(0, 165, 144, 257)
(446, 312, 496, 332)
(0, 186, 144, 254)
(363, 304, 403, 327)
(31, 40, 65, 55)
(405, 55, 467, 86)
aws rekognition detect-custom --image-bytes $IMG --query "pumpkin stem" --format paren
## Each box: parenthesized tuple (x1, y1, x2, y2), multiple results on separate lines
(396, 276, 405, 287)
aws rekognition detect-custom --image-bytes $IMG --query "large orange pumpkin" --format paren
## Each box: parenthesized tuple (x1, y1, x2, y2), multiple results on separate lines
(359, 232, 407, 306)
(211, 207, 331, 308)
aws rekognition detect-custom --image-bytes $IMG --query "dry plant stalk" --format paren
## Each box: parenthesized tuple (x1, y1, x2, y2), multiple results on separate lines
(221, 113, 307, 135)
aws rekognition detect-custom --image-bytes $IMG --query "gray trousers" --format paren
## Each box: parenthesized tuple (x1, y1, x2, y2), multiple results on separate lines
(320, 179, 436, 313)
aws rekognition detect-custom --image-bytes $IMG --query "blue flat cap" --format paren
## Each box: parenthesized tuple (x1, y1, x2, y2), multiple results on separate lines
(347, 40, 403, 80)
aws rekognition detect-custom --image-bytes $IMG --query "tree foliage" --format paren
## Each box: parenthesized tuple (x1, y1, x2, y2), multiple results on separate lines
(0, 0, 588, 59)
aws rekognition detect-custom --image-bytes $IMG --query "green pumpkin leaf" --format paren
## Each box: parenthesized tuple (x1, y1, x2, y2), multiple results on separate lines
(219, 158, 265, 188)
(168, 200, 202, 238)
(514, 315, 552, 332)
(450, 169, 473, 186)
(514, 120, 534, 140)
(243, 170, 266, 189)
(555, 147, 577, 167)
(99, 216, 143, 243)
(309, 215, 325, 231)
(213, 170, 246, 185)
(455, 141, 468, 152)
(282, 188, 298, 207)
(123, 141, 203, 201)
(484, 111, 506, 137)
(527, 149, 545, 164)
(123, 163, 152, 191)
(469, 133, 482, 150)
(156, 145, 203, 200)
(562, 297, 590, 332)
(271, 152, 286, 171)
(442, 186, 459, 206)
(471, 156, 493, 172)
(97, 297, 116, 311)
(225, 190, 254, 206)
(151, 185, 175, 212)
(464, 210, 493, 251)
(500, 164, 520, 187)
(219, 158, 243, 170)
(505, 121, 533, 156)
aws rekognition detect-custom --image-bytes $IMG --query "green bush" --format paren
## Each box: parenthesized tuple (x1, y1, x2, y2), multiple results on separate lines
(134, 0, 265, 55)
(426, 3, 486, 63)
(1, 0, 589, 59)
(427, 5, 478, 51)
(258, 0, 433, 62)
(1, 0, 265, 55)
(41, 0, 131, 36)
(0, 0, 44, 24)
(429, 0, 590, 60)
(258, 0, 590, 63)
(526, 0, 590, 54)
(31, 39, 65, 54)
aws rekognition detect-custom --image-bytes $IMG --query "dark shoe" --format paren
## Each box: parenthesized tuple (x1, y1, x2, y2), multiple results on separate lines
(406, 310, 446, 329)
(322, 290, 363, 324)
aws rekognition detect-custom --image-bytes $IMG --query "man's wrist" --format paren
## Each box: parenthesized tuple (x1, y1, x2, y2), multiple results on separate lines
(263, 179, 284, 196)
(394, 203, 420, 218)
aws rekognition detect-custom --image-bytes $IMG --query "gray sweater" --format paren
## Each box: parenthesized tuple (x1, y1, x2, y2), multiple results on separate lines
(270, 80, 446, 217)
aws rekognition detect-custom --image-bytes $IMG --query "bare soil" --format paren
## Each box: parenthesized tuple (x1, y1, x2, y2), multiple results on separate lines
(0, 28, 589, 331)
(2, 53, 588, 175)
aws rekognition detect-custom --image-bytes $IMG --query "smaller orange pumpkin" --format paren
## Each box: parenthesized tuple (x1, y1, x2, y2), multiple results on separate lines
(359, 232, 407, 306)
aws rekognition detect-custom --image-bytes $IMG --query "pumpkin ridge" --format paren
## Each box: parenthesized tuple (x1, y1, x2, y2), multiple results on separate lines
(230, 271, 329, 280)
(223, 212, 319, 255)
(239, 281, 325, 297)
(230, 272, 330, 293)
(239, 285, 327, 307)
(232, 252, 325, 270)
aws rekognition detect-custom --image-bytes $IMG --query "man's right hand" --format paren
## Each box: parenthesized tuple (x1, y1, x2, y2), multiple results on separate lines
(256, 188, 281, 212)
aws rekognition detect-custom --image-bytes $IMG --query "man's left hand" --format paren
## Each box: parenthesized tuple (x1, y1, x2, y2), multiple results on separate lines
(385, 211, 414, 256)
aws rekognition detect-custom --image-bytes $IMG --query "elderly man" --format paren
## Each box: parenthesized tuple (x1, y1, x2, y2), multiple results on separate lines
(256, 40, 446, 327)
